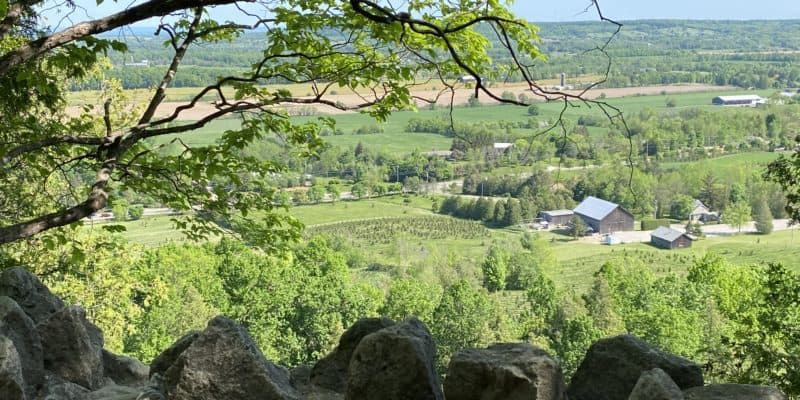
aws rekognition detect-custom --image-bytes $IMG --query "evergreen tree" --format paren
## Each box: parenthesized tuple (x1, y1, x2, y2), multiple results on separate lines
(753, 196, 774, 234)
(493, 199, 507, 226)
(569, 216, 588, 239)
(503, 198, 522, 226)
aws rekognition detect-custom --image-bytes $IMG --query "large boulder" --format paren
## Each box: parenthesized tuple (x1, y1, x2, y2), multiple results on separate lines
(683, 384, 786, 400)
(102, 350, 148, 387)
(37, 305, 104, 390)
(346, 317, 442, 400)
(311, 317, 395, 392)
(0, 267, 64, 324)
(627, 368, 684, 400)
(567, 335, 703, 400)
(0, 335, 25, 400)
(0, 296, 44, 396)
(162, 316, 299, 400)
(444, 342, 566, 400)
(148, 331, 198, 379)
(37, 371, 91, 400)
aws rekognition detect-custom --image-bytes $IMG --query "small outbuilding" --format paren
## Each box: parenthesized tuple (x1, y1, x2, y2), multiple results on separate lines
(650, 226, 692, 249)
(539, 209, 574, 227)
(573, 196, 635, 234)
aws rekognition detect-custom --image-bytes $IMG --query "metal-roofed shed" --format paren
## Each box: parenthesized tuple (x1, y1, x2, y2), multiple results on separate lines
(651, 226, 692, 249)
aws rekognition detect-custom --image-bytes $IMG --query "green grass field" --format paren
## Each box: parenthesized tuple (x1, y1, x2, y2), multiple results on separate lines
(141, 87, 777, 156)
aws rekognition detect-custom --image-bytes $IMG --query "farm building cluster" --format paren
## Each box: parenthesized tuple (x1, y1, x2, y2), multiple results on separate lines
(538, 196, 713, 249)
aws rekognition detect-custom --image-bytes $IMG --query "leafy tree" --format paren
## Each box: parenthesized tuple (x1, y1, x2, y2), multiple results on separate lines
(431, 280, 499, 369)
(1, 0, 617, 246)
(351, 182, 368, 199)
(308, 186, 326, 204)
(128, 205, 145, 221)
(569, 216, 588, 239)
(670, 194, 694, 220)
(382, 278, 443, 323)
(482, 245, 509, 292)
(112, 200, 130, 222)
(326, 182, 340, 204)
(527, 104, 540, 116)
(753, 196, 774, 234)
(723, 201, 752, 233)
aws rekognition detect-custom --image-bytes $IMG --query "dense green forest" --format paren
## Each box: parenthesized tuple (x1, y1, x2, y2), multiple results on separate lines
(79, 20, 800, 90)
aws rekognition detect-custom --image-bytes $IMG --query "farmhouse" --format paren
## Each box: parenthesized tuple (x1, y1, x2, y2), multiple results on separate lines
(711, 95, 765, 107)
(650, 226, 692, 249)
(573, 196, 635, 234)
(689, 199, 711, 221)
(539, 209, 574, 226)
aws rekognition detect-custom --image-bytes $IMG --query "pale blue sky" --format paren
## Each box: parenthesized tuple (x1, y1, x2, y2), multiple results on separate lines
(40, 0, 800, 28)
(512, 0, 800, 22)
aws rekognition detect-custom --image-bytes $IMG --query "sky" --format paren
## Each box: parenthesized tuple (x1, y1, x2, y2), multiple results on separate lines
(40, 0, 800, 28)
(512, 0, 800, 22)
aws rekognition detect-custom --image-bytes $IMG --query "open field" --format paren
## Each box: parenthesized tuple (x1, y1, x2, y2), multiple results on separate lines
(109, 194, 800, 295)
(66, 83, 744, 122)
(132, 86, 777, 156)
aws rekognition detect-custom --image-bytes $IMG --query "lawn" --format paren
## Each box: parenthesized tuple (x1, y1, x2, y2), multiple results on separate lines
(546, 228, 800, 293)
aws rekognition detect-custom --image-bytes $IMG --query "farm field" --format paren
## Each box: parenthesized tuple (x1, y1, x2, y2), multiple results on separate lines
(139, 87, 778, 156)
(110, 193, 800, 296)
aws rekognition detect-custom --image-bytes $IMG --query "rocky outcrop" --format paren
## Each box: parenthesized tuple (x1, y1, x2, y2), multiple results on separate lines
(161, 316, 300, 400)
(346, 317, 442, 400)
(568, 335, 704, 400)
(310, 317, 395, 393)
(38, 371, 91, 399)
(148, 331, 198, 379)
(444, 342, 566, 400)
(37, 305, 105, 390)
(0, 335, 25, 400)
(683, 384, 787, 400)
(627, 368, 684, 400)
(0, 267, 64, 325)
(0, 267, 791, 400)
(0, 295, 44, 397)
(102, 350, 148, 387)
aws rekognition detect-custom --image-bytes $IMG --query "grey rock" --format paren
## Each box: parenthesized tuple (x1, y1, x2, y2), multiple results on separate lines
(37, 306, 104, 390)
(310, 317, 395, 392)
(37, 371, 90, 400)
(346, 317, 442, 400)
(0, 335, 25, 400)
(444, 342, 566, 400)
(147, 331, 198, 379)
(683, 384, 786, 400)
(567, 335, 703, 400)
(628, 368, 683, 400)
(86, 385, 139, 400)
(0, 296, 44, 396)
(163, 316, 299, 400)
(102, 351, 148, 387)
(0, 267, 64, 324)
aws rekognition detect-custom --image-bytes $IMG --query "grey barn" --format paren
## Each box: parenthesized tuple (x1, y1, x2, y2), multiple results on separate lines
(650, 226, 692, 249)
(573, 196, 635, 234)
(539, 209, 574, 226)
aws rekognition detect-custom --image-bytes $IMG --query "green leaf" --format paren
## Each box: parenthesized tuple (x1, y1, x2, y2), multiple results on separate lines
(0, 0, 7, 20)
